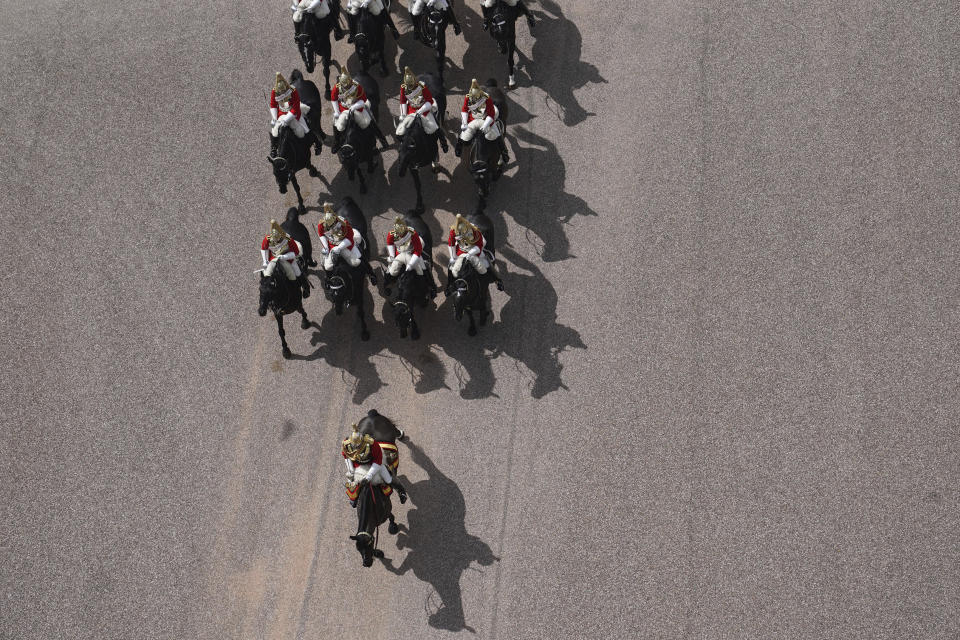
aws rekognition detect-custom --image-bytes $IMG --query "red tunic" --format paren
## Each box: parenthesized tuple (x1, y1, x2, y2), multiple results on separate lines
(331, 82, 368, 114)
(342, 440, 384, 468)
(387, 230, 423, 256)
(318, 218, 356, 250)
(261, 235, 301, 260)
(461, 95, 496, 122)
(270, 88, 302, 119)
(447, 229, 484, 256)
(400, 83, 435, 115)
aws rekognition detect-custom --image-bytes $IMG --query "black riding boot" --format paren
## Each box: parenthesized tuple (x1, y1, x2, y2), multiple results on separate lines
(436, 131, 449, 153)
(347, 13, 358, 42)
(444, 268, 455, 296)
(331, 128, 344, 154)
(447, 7, 462, 35)
(485, 264, 505, 291)
(311, 130, 324, 155)
(382, 10, 400, 39)
(392, 480, 408, 504)
(497, 135, 509, 164)
(481, 4, 491, 30)
(426, 268, 439, 298)
(298, 274, 311, 298)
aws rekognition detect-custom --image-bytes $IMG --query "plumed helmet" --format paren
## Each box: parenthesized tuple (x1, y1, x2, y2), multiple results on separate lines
(269, 218, 288, 243)
(322, 203, 338, 229)
(342, 426, 374, 462)
(402, 66, 417, 91)
(393, 216, 410, 240)
(467, 78, 486, 103)
(452, 214, 476, 244)
(274, 72, 292, 99)
(337, 66, 353, 90)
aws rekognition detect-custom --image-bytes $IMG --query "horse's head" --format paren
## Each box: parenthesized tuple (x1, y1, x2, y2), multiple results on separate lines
(391, 271, 419, 336)
(421, 8, 444, 45)
(258, 271, 279, 316)
(348, 483, 377, 566)
(450, 264, 479, 320)
(490, 9, 511, 44)
(324, 264, 352, 314)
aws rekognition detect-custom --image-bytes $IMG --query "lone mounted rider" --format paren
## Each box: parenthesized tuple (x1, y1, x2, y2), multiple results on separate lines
(261, 219, 311, 298)
(342, 426, 408, 504)
(455, 78, 509, 163)
(383, 216, 438, 292)
(345, 0, 400, 43)
(330, 67, 389, 153)
(317, 203, 363, 278)
(409, 0, 462, 40)
(270, 72, 322, 155)
(446, 214, 503, 291)
(395, 66, 448, 152)
(480, 0, 535, 31)
(291, 0, 344, 40)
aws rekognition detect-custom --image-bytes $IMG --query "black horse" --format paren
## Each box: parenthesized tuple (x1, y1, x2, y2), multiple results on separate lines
(268, 71, 325, 213)
(396, 73, 448, 212)
(466, 80, 509, 205)
(322, 197, 377, 341)
(445, 210, 503, 336)
(281, 206, 316, 267)
(350, 408, 405, 567)
(336, 72, 387, 194)
(258, 268, 310, 358)
(353, 4, 394, 77)
(485, 0, 535, 88)
(383, 211, 437, 340)
(413, 3, 461, 79)
(292, 0, 344, 98)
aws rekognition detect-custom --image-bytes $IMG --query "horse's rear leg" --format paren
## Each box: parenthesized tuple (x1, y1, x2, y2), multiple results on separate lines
(275, 313, 292, 358)
(299, 304, 310, 329)
(388, 514, 400, 534)
(411, 168, 424, 213)
(507, 41, 517, 88)
(323, 54, 333, 100)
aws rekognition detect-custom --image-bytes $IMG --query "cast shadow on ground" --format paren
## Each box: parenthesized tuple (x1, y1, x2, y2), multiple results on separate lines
(382, 440, 498, 633)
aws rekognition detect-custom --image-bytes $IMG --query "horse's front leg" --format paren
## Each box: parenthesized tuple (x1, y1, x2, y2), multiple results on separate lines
(508, 39, 517, 88)
(357, 165, 368, 193)
(299, 303, 310, 329)
(410, 314, 420, 341)
(323, 52, 333, 100)
(290, 173, 306, 213)
(357, 298, 371, 341)
(466, 308, 477, 337)
(411, 167, 424, 212)
(275, 312, 292, 358)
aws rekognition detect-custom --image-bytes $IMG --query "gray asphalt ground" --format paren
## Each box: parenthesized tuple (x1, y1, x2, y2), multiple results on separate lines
(2, 1, 958, 638)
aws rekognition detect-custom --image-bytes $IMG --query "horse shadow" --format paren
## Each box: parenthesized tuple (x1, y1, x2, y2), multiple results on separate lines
(528, 0, 606, 126)
(381, 441, 498, 632)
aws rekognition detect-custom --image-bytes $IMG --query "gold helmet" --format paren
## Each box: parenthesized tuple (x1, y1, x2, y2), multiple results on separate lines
(322, 204, 344, 240)
(402, 66, 417, 92)
(342, 426, 374, 462)
(393, 216, 410, 240)
(452, 214, 476, 244)
(337, 66, 353, 91)
(268, 219, 289, 251)
(274, 72, 293, 100)
(467, 78, 486, 103)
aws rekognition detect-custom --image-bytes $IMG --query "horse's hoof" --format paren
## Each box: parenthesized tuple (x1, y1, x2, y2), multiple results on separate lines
(301, 318, 309, 329)
(282, 347, 292, 359)
(468, 326, 477, 337)
(361, 330, 370, 341)
(508, 76, 517, 89)
(308, 166, 319, 177)
(388, 521, 399, 535)
(363, 557, 373, 567)
(431, 162, 441, 172)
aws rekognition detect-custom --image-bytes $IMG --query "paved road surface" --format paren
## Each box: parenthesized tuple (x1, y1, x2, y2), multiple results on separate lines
(3, 1, 957, 638)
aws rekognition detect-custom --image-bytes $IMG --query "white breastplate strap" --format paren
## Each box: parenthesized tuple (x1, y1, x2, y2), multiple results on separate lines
(406, 85, 424, 107)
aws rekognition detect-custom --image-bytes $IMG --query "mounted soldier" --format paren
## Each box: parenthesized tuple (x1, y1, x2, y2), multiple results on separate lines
(330, 67, 388, 153)
(446, 214, 503, 289)
(384, 215, 433, 285)
(410, 0, 461, 40)
(345, 0, 400, 42)
(270, 72, 321, 156)
(395, 66, 443, 145)
(261, 219, 311, 298)
(455, 78, 509, 164)
(317, 202, 363, 276)
(342, 424, 408, 504)
(292, 0, 344, 39)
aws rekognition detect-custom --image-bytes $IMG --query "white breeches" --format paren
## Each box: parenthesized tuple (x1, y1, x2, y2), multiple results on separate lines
(264, 258, 301, 279)
(272, 103, 312, 137)
(451, 252, 489, 276)
(388, 252, 425, 275)
(346, 460, 393, 485)
(460, 117, 500, 142)
(395, 111, 438, 136)
(334, 107, 372, 131)
(483, 0, 519, 6)
(347, 0, 384, 15)
(410, 0, 449, 15)
(323, 244, 362, 270)
(293, 0, 331, 21)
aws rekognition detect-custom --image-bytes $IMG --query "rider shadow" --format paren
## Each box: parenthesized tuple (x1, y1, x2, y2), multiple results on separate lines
(382, 441, 498, 633)
(527, 0, 606, 126)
